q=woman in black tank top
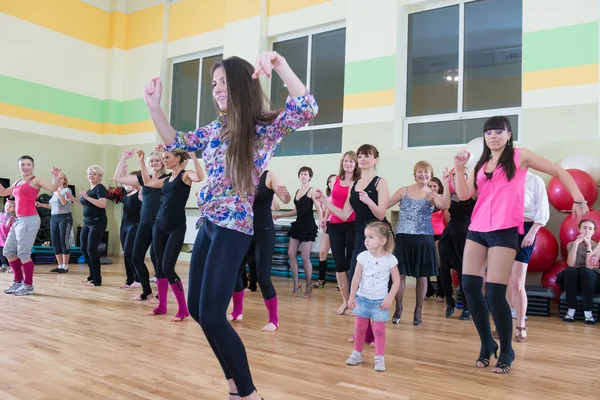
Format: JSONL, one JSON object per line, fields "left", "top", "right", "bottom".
{"left": 137, "top": 149, "right": 204, "bottom": 322}
{"left": 229, "top": 170, "right": 291, "bottom": 332}
{"left": 274, "top": 166, "right": 321, "bottom": 299}
{"left": 113, "top": 148, "right": 169, "bottom": 301}
{"left": 316, "top": 144, "right": 390, "bottom": 344}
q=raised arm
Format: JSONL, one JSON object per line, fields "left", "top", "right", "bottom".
{"left": 184, "top": 152, "right": 204, "bottom": 184}
{"left": 253, "top": 51, "right": 306, "bottom": 97}
{"left": 137, "top": 150, "right": 164, "bottom": 189}
{"left": 36, "top": 167, "right": 61, "bottom": 193}
{"left": 143, "top": 78, "right": 177, "bottom": 144}
{"left": 0, "top": 183, "right": 14, "bottom": 197}
{"left": 113, "top": 149, "right": 140, "bottom": 186}
{"left": 431, "top": 169, "right": 452, "bottom": 210}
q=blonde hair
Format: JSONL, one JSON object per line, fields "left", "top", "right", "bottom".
{"left": 365, "top": 221, "right": 395, "bottom": 254}
{"left": 147, "top": 151, "right": 167, "bottom": 175}
{"left": 60, "top": 173, "right": 69, "bottom": 187}
{"left": 413, "top": 161, "right": 433, "bottom": 179}
{"left": 87, "top": 165, "right": 104, "bottom": 176}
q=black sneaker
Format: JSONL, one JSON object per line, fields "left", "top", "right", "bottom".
{"left": 50, "top": 268, "right": 60, "bottom": 273}
{"left": 459, "top": 310, "right": 471, "bottom": 320}
{"left": 58, "top": 268, "right": 69, "bottom": 273}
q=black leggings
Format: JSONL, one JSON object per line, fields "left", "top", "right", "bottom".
{"left": 329, "top": 221, "right": 355, "bottom": 273}
{"left": 348, "top": 229, "right": 366, "bottom": 288}
{"left": 0, "top": 246, "right": 8, "bottom": 265}
{"left": 188, "top": 221, "right": 254, "bottom": 397}
{"left": 120, "top": 221, "right": 140, "bottom": 285}
{"left": 241, "top": 259, "right": 258, "bottom": 291}
{"left": 439, "top": 232, "right": 469, "bottom": 310}
{"left": 564, "top": 267, "right": 599, "bottom": 311}
{"left": 235, "top": 227, "right": 277, "bottom": 300}
{"left": 152, "top": 221, "right": 185, "bottom": 284}
{"left": 131, "top": 221, "right": 157, "bottom": 296}
{"left": 80, "top": 216, "right": 107, "bottom": 286}
{"left": 51, "top": 213, "right": 72, "bottom": 255}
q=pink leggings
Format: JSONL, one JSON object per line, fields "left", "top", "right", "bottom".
{"left": 354, "top": 317, "right": 386, "bottom": 356}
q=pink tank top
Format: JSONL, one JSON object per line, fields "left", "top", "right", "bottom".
{"left": 469, "top": 148, "right": 527, "bottom": 234}
{"left": 13, "top": 178, "right": 40, "bottom": 217}
{"left": 431, "top": 210, "right": 446, "bottom": 235}
{"left": 330, "top": 176, "right": 355, "bottom": 224}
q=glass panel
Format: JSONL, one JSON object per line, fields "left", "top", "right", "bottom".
{"left": 198, "top": 54, "right": 223, "bottom": 127}
{"left": 407, "top": 115, "right": 519, "bottom": 147}
{"left": 407, "top": 5, "right": 459, "bottom": 117}
{"left": 274, "top": 127, "right": 342, "bottom": 156}
{"left": 463, "top": 0, "right": 522, "bottom": 111}
{"left": 310, "top": 28, "right": 346, "bottom": 125}
{"left": 170, "top": 59, "right": 199, "bottom": 132}
{"left": 271, "top": 37, "right": 308, "bottom": 109}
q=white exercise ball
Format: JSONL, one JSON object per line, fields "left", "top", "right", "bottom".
{"left": 464, "top": 137, "right": 484, "bottom": 170}
{"left": 559, "top": 154, "right": 600, "bottom": 184}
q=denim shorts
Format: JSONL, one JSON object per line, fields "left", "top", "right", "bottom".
{"left": 354, "top": 295, "right": 389, "bottom": 322}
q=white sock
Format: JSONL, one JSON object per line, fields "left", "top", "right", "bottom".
{"left": 567, "top": 308, "right": 576, "bottom": 317}
{"left": 584, "top": 310, "right": 593, "bottom": 319}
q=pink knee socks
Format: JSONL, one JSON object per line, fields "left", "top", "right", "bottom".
{"left": 22, "top": 261, "right": 34, "bottom": 285}
{"left": 9, "top": 259, "right": 23, "bottom": 282}
{"left": 151, "top": 278, "right": 169, "bottom": 315}
{"left": 264, "top": 297, "right": 279, "bottom": 327}
{"left": 231, "top": 291, "right": 244, "bottom": 320}
{"left": 170, "top": 281, "right": 189, "bottom": 320}
{"left": 373, "top": 321, "right": 386, "bottom": 356}
{"left": 353, "top": 317, "right": 370, "bottom": 352}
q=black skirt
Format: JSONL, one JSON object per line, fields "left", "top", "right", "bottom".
{"left": 394, "top": 233, "right": 438, "bottom": 277}
{"left": 288, "top": 220, "right": 318, "bottom": 243}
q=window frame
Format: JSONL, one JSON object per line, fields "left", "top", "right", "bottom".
{"left": 403, "top": 0, "right": 522, "bottom": 149}
{"left": 270, "top": 22, "right": 346, "bottom": 137}
{"left": 169, "top": 48, "right": 224, "bottom": 130}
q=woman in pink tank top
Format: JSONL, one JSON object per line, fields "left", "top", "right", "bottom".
{"left": 0, "top": 155, "right": 61, "bottom": 296}
{"left": 454, "top": 116, "right": 587, "bottom": 374}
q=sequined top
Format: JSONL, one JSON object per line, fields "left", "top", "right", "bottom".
{"left": 165, "top": 92, "right": 318, "bottom": 235}
{"left": 396, "top": 187, "right": 434, "bottom": 235}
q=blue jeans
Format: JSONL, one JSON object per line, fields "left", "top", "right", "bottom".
{"left": 354, "top": 295, "right": 389, "bottom": 322}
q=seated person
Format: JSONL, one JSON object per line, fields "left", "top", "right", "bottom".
{"left": 564, "top": 219, "right": 599, "bottom": 324}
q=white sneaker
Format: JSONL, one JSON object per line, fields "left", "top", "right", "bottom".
{"left": 374, "top": 355, "right": 386, "bottom": 372}
{"left": 345, "top": 350, "right": 363, "bottom": 366}
{"left": 13, "top": 284, "right": 34, "bottom": 296}
{"left": 4, "top": 281, "right": 23, "bottom": 294}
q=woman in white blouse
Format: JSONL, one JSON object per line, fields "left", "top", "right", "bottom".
{"left": 508, "top": 171, "right": 549, "bottom": 341}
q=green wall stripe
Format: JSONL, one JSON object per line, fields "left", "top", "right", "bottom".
{"left": 0, "top": 75, "right": 149, "bottom": 124}
{"left": 344, "top": 56, "right": 396, "bottom": 95}
{"left": 523, "top": 22, "right": 599, "bottom": 73}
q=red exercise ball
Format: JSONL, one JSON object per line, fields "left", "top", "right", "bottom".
{"left": 527, "top": 227, "right": 558, "bottom": 273}
{"left": 559, "top": 210, "right": 600, "bottom": 258}
{"left": 547, "top": 169, "right": 598, "bottom": 213}
{"left": 541, "top": 260, "right": 568, "bottom": 302}
{"left": 451, "top": 269, "right": 459, "bottom": 288}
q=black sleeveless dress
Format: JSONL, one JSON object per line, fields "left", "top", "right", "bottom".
{"left": 438, "top": 196, "right": 476, "bottom": 271}
{"left": 288, "top": 189, "right": 318, "bottom": 242}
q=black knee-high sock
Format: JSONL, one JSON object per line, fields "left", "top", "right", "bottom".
{"left": 318, "top": 260, "right": 327, "bottom": 281}
{"left": 486, "top": 282, "right": 514, "bottom": 360}
{"left": 462, "top": 275, "right": 495, "bottom": 357}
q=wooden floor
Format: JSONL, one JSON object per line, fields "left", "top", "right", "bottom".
{"left": 0, "top": 261, "right": 599, "bottom": 400}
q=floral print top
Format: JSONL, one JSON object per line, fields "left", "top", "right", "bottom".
{"left": 166, "top": 92, "right": 318, "bottom": 235}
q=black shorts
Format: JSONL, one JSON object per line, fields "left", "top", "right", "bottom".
{"left": 434, "top": 234, "right": 442, "bottom": 241}
{"left": 515, "top": 221, "right": 535, "bottom": 263}
{"left": 466, "top": 227, "right": 519, "bottom": 250}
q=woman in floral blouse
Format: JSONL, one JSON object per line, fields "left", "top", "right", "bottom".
{"left": 143, "top": 52, "right": 318, "bottom": 400}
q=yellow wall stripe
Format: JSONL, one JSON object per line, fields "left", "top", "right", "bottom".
{"left": 225, "top": 0, "right": 261, "bottom": 23}
{"left": 168, "top": 0, "right": 225, "bottom": 42}
{"left": 0, "top": 0, "right": 163, "bottom": 49}
{"left": 0, "top": 103, "right": 154, "bottom": 135}
{"left": 267, "top": 0, "right": 331, "bottom": 16}
{"left": 523, "top": 64, "right": 599, "bottom": 90}
{"left": 343, "top": 89, "right": 395, "bottom": 110}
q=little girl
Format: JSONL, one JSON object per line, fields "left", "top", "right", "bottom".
{"left": 346, "top": 221, "right": 401, "bottom": 372}
{"left": 0, "top": 200, "right": 16, "bottom": 272}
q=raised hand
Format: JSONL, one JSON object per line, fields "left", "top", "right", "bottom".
{"left": 275, "top": 184, "right": 289, "bottom": 200}
{"left": 313, "top": 188, "right": 324, "bottom": 202}
{"left": 123, "top": 148, "right": 135, "bottom": 159}
{"left": 137, "top": 150, "right": 146, "bottom": 165}
{"left": 442, "top": 168, "right": 451, "bottom": 184}
{"left": 143, "top": 77, "right": 163, "bottom": 109}
{"left": 155, "top": 143, "right": 166, "bottom": 152}
{"left": 454, "top": 150, "right": 470, "bottom": 168}
{"left": 252, "top": 51, "right": 287, "bottom": 79}
{"left": 51, "top": 167, "right": 61, "bottom": 177}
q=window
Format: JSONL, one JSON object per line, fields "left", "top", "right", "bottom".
{"left": 271, "top": 27, "right": 346, "bottom": 156}
{"left": 405, "top": 0, "right": 522, "bottom": 147}
{"left": 170, "top": 53, "right": 223, "bottom": 132}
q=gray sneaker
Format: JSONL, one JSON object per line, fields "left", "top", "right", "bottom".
{"left": 4, "top": 281, "right": 23, "bottom": 294}
{"left": 374, "top": 355, "right": 386, "bottom": 372}
{"left": 13, "top": 284, "right": 34, "bottom": 296}
{"left": 345, "top": 350, "right": 363, "bottom": 366}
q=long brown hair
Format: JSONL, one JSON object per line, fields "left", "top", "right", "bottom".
{"left": 213, "top": 57, "right": 277, "bottom": 194}
{"left": 338, "top": 151, "right": 361, "bottom": 181}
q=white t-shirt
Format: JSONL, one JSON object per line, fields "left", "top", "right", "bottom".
{"left": 356, "top": 250, "right": 398, "bottom": 300}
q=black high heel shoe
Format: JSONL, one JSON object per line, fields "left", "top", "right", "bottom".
{"left": 475, "top": 341, "right": 499, "bottom": 368}
{"left": 445, "top": 304, "right": 455, "bottom": 318}
{"left": 493, "top": 351, "right": 515, "bottom": 374}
